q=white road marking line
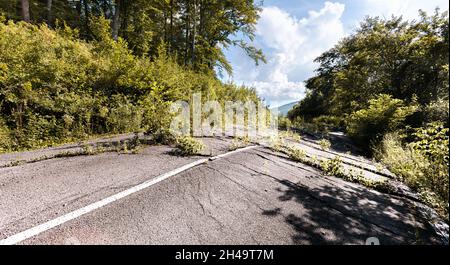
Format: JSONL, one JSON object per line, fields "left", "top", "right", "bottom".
{"left": 0, "top": 145, "right": 258, "bottom": 245}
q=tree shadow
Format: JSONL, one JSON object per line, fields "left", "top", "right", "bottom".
{"left": 265, "top": 177, "right": 441, "bottom": 245}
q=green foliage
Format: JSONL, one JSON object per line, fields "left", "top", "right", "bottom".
{"left": 287, "top": 147, "right": 307, "bottom": 162}
{"left": 229, "top": 136, "right": 251, "bottom": 151}
{"left": 0, "top": 0, "right": 265, "bottom": 75}
{"left": 286, "top": 9, "right": 449, "bottom": 220}
{"left": 312, "top": 116, "right": 344, "bottom": 131}
{"left": 375, "top": 127, "right": 449, "bottom": 219}
{"left": 320, "top": 156, "right": 343, "bottom": 176}
{"left": 174, "top": 136, "right": 205, "bottom": 156}
{"left": 289, "top": 10, "right": 449, "bottom": 147}
{"left": 0, "top": 19, "right": 260, "bottom": 153}
{"left": 282, "top": 145, "right": 394, "bottom": 194}
{"left": 0, "top": 19, "right": 134, "bottom": 149}
{"left": 278, "top": 116, "right": 292, "bottom": 131}
{"left": 318, "top": 139, "right": 332, "bottom": 150}
{"left": 346, "top": 94, "right": 418, "bottom": 147}
{"left": 285, "top": 115, "right": 343, "bottom": 136}
{"left": 0, "top": 117, "right": 13, "bottom": 152}
{"left": 422, "top": 98, "right": 449, "bottom": 125}
{"left": 106, "top": 95, "right": 143, "bottom": 134}
{"left": 410, "top": 122, "right": 449, "bottom": 165}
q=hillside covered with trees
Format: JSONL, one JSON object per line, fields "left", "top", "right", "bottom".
{"left": 0, "top": 0, "right": 264, "bottom": 151}
{"left": 288, "top": 10, "right": 449, "bottom": 218}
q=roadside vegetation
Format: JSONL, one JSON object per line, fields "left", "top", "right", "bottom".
{"left": 317, "top": 139, "right": 331, "bottom": 150}
{"left": 229, "top": 136, "right": 252, "bottom": 151}
{"left": 272, "top": 142, "right": 394, "bottom": 195}
{"left": 286, "top": 10, "right": 449, "bottom": 219}
{"left": 1, "top": 1, "right": 448, "bottom": 220}
{"left": 0, "top": 0, "right": 264, "bottom": 153}
{"left": 173, "top": 136, "right": 205, "bottom": 156}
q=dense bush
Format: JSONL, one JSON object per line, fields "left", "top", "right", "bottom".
{"left": 174, "top": 136, "right": 205, "bottom": 156}
{"left": 346, "top": 94, "right": 418, "bottom": 148}
{"left": 0, "top": 117, "right": 12, "bottom": 151}
{"left": 289, "top": 10, "right": 449, "bottom": 149}
{"left": 422, "top": 98, "right": 449, "bottom": 125}
{"left": 278, "top": 116, "right": 292, "bottom": 131}
{"left": 375, "top": 123, "right": 449, "bottom": 219}
{"left": 0, "top": 18, "right": 260, "bottom": 152}
{"left": 318, "top": 139, "right": 331, "bottom": 150}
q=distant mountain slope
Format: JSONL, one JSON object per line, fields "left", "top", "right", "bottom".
{"left": 273, "top": 101, "right": 298, "bottom": 116}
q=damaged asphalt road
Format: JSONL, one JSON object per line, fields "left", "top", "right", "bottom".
{"left": 0, "top": 137, "right": 447, "bottom": 245}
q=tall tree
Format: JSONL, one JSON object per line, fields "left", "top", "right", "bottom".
{"left": 289, "top": 10, "right": 449, "bottom": 125}
{"left": 3, "top": 0, "right": 266, "bottom": 76}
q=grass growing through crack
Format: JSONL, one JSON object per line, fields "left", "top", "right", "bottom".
{"left": 318, "top": 139, "right": 332, "bottom": 150}
{"left": 229, "top": 136, "right": 251, "bottom": 151}
{"left": 1, "top": 136, "right": 147, "bottom": 168}
{"left": 274, "top": 143, "right": 395, "bottom": 194}
{"left": 173, "top": 136, "right": 205, "bottom": 156}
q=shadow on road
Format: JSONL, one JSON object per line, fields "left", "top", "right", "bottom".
{"left": 264, "top": 177, "right": 441, "bottom": 245}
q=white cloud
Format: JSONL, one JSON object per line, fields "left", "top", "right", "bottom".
{"left": 229, "top": 2, "right": 346, "bottom": 107}
{"left": 227, "top": 1, "right": 449, "bottom": 107}
{"left": 363, "top": 0, "right": 449, "bottom": 20}
{"left": 250, "top": 81, "right": 306, "bottom": 108}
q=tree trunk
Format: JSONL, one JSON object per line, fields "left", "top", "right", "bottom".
{"left": 83, "top": 0, "right": 90, "bottom": 34}
{"left": 184, "top": 0, "right": 190, "bottom": 65}
{"left": 20, "top": 0, "right": 30, "bottom": 22}
{"left": 112, "top": 0, "right": 121, "bottom": 40}
{"left": 47, "top": 0, "right": 53, "bottom": 26}
{"left": 76, "top": 0, "right": 82, "bottom": 16}
{"left": 163, "top": 4, "right": 167, "bottom": 45}
{"left": 121, "top": 0, "right": 129, "bottom": 39}
{"left": 199, "top": 0, "right": 204, "bottom": 36}
{"left": 169, "top": 0, "right": 173, "bottom": 52}
{"left": 191, "top": 0, "right": 197, "bottom": 64}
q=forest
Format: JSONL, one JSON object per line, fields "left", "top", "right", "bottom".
{"left": 0, "top": 0, "right": 263, "bottom": 151}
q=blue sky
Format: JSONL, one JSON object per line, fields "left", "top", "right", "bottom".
{"left": 223, "top": 0, "right": 449, "bottom": 107}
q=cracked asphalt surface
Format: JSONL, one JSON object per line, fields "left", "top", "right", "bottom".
{"left": 0, "top": 137, "right": 446, "bottom": 245}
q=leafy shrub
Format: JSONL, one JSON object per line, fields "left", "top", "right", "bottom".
{"left": 229, "top": 136, "right": 251, "bottom": 151}
{"left": 347, "top": 94, "right": 418, "bottom": 149}
{"left": 320, "top": 156, "right": 343, "bottom": 176}
{"left": 288, "top": 115, "right": 342, "bottom": 136}
{"left": 139, "top": 84, "right": 176, "bottom": 144}
{"left": 287, "top": 147, "right": 307, "bottom": 162}
{"left": 312, "top": 116, "right": 345, "bottom": 131}
{"left": 375, "top": 125, "right": 449, "bottom": 219}
{"left": 174, "top": 136, "right": 205, "bottom": 156}
{"left": 278, "top": 116, "right": 292, "bottom": 131}
{"left": 410, "top": 122, "right": 449, "bottom": 166}
{"left": 422, "top": 98, "right": 449, "bottom": 125}
{"left": 318, "top": 139, "right": 332, "bottom": 150}
{"left": 106, "top": 95, "right": 143, "bottom": 134}
{"left": 279, "top": 130, "right": 301, "bottom": 142}
{"left": 0, "top": 117, "right": 13, "bottom": 152}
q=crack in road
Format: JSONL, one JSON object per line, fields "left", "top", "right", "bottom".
{"left": 210, "top": 149, "right": 413, "bottom": 240}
